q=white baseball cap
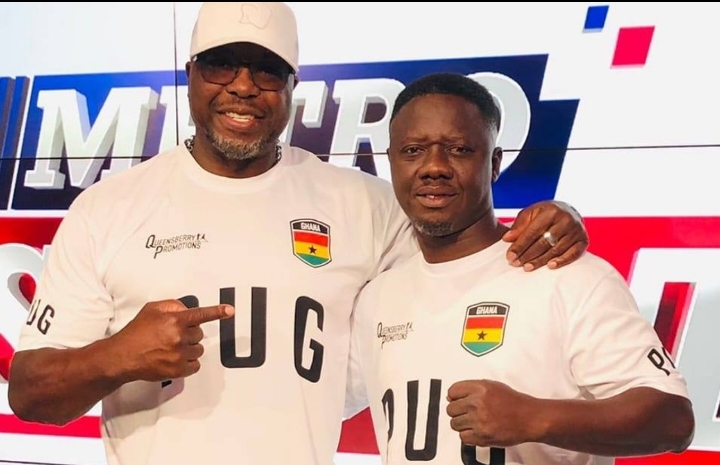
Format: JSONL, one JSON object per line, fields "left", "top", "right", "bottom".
{"left": 190, "top": 2, "right": 299, "bottom": 72}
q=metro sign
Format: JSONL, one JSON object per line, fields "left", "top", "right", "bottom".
{"left": 1, "top": 217, "right": 720, "bottom": 465}
{"left": 1, "top": 53, "right": 577, "bottom": 212}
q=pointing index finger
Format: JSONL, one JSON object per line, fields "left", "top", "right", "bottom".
{"left": 181, "top": 304, "right": 235, "bottom": 326}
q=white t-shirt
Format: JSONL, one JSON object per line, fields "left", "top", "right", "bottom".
{"left": 347, "top": 239, "right": 689, "bottom": 465}
{"left": 17, "top": 143, "right": 418, "bottom": 465}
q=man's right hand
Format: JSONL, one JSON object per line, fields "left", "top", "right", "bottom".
{"left": 113, "top": 299, "right": 235, "bottom": 382}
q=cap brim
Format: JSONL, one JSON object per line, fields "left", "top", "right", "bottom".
{"left": 192, "top": 35, "right": 298, "bottom": 73}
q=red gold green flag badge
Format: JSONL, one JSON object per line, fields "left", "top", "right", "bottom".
{"left": 461, "top": 302, "right": 509, "bottom": 357}
{"left": 290, "top": 219, "right": 331, "bottom": 268}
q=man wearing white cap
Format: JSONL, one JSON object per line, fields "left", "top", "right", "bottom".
{"left": 8, "top": 3, "right": 589, "bottom": 465}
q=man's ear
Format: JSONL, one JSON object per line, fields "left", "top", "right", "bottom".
{"left": 491, "top": 147, "right": 503, "bottom": 183}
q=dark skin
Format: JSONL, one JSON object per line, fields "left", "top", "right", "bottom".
{"left": 9, "top": 43, "right": 588, "bottom": 427}
{"left": 388, "top": 93, "right": 506, "bottom": 264}
{"left": 8, "top": 301, "right": 234, "bottom": 425}
{"left": 502, "top": 200, "right": 586, "bottom": 271}
{"left": 185, "top": 42, "right": 298, "bottom": 179}
{"left": 447, "top": 380, "right": 695, "bottom": 456}
{"left": 388, "top": 92, "right": 694, "bottom": 456}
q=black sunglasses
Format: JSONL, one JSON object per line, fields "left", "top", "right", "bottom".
{"left": 194, "top": 53, "right": 293, "bottom": 91}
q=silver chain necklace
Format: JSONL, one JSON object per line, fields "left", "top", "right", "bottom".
{"left": 183, "top": 136, "right": 282, "bottom": 166}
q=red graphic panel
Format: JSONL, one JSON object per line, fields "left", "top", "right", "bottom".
{"left": 1, "top": 216, "right": 719, "bottom": 465}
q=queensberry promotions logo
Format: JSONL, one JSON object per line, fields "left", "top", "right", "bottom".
{"left": 0, "top": 55, "right": 579, "bottom": 212}
{"left": 145, "top": 232, "right": 208, "bottom": 259}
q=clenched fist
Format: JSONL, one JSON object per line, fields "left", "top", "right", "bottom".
{"left": 446, "top": 379, "right": 543, "bottom": 448}
{"left": 112, "top": 299, "right": 235, "bottom": 382}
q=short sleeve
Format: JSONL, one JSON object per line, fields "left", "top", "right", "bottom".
{"left": 344, "top": 288, "right": 372, "bottom": 419}
{"left": 565, "top": 269, "right": 689, "bottom": 400}
{"left": 365, "top": 177, "right": 419, "bottom": 282}
{"left": 16, "top": 197, "right": 114, "bottom": 351}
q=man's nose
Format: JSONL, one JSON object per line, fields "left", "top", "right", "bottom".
{"left": 418, "top": 147, "right": 453, "bottom": 179}
{"left": 225, "top": 66, "right": 261, "bottom": 97}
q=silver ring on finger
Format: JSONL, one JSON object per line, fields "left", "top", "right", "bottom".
{"left": 543, "top": 230, "right": 558, "bottom": 247}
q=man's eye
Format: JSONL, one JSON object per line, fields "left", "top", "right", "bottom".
{"left": 210, "top": 60, "right": 234, "bottom": 68}
{"left": 449, "top": 146, "right": 472, "bottom": 155}
{"left": 254, "top": 62, "right": 287, "bottom": 78}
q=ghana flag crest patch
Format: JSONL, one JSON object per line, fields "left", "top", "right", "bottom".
{"left": 290, "top": 219, "right": 331, "bottom": 268}
{"left": 461, "top": 301, "right": 509, "bottom": 357}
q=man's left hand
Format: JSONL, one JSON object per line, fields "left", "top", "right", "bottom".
{"left": 502, "top": 200, "right": 588, "bottom": 271}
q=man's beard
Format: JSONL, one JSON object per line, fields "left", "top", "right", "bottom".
{"left": 413, "top": 219, "right": 455, "bottom": 237}
{"left": 207, "top": 130, "right": 273, "bottom": 162}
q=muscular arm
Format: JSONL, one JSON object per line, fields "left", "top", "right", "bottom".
{"left": 8, "top": 338, "right": 131, "bottom": 426}
{"left": 449, "top": 381, "right": 694, "bottom": 457}
{"left": 548, "top": 267, "right": 695, "bottom": 456}
{"left": 8, "top": 196, "right": 133, "bottom": 426}
{"left": 9, "top": 300, "right": 230, "bottom": 426}
{"left": 532, "top": 387, "right": 694, "bottom": 456}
